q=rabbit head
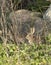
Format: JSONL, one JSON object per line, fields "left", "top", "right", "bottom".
{"left": 26, "top": 27, "right": 35, "bottom": 44}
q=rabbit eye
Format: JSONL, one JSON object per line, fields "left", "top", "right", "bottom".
{"left": 29, "top": 35, "right": 31, "bottom": 36}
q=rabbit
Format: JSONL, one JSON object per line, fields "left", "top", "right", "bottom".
{"left": 8, "top": 9, "right": 51, "bottom": 44}
{"left": 8, "top": 9, "right": 42, "bottom": 44}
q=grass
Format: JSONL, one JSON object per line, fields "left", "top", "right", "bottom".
{"left": 0, "top": 34, "right": 51, "bottom": 65}
{"left": 0, "top": 42, "right": 51, "bottom": 65}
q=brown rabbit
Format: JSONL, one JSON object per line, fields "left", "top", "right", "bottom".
{"left": 8, "top": 9, "right": 51, "bottom": 44}
{"left": 8, "top": 9, "right": 42, "bottom": 44}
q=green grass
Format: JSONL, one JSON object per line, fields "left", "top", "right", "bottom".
{"left": 0, "top": 34, "right": 51, "bottom": 65}
{"left": 0, "top": 43, "right": 51, "bottom": 65}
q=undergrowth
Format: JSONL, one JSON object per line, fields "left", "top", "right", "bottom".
{"left": 0, "top": 34, "right": 51, "bottom": 65}
{"left": 0, "top": 44, "right": 51, "bottom": 65}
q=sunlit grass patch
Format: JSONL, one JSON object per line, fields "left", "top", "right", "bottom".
{"left": 0, "top": 42, "right": 51, "bottom": 65}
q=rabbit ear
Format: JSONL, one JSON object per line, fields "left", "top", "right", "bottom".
{"left": 0, "top": 30, "right": 2, "bottom": 35}
{"left": 30, "top": 27, "right": 35, "bottom": 34}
